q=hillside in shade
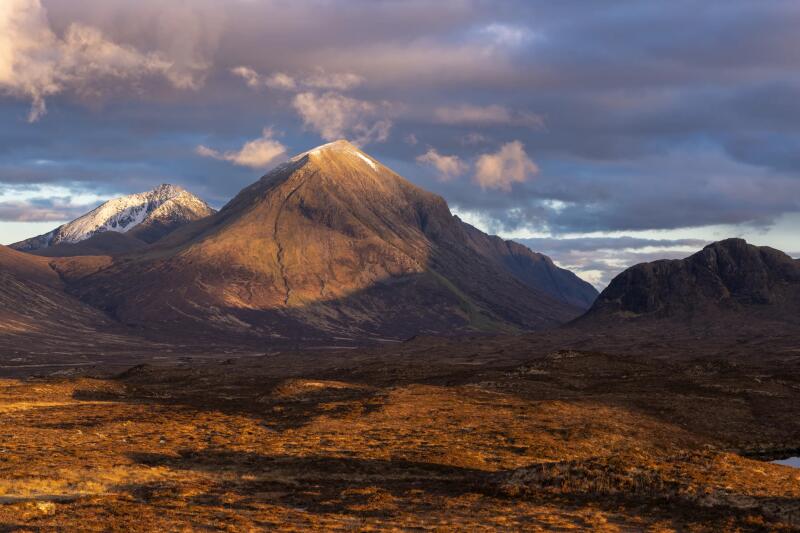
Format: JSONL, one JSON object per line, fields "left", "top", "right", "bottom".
{"left": 580, "top": 238, "right": 800, "bottom": 325}
{"left": 0, "top": 245, "right": 111, "bottom": 345}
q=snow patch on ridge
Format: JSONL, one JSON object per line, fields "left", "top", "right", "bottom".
{"left": 353, "top": 151, "right": 377, "bottom": 170}
{"left": 292, "top": 139, "right": 379, "bottom": 171}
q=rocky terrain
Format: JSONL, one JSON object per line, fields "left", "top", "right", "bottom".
{"left": 581, "top": 239, "right": 800, "bottom": 328}
{"left": 459, "top": 219, "right": 597, "bottom": 310}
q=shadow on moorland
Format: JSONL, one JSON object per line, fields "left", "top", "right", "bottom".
{"left": 115, "top": 449, "right": 800, "bottom": 529}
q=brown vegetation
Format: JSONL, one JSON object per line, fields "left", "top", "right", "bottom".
{"left": 0, "top": 338, "right": 797, "bottom": 531}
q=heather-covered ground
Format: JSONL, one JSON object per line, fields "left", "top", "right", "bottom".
{"left": 0, "top": 338, "right": 798, "bottom": 531}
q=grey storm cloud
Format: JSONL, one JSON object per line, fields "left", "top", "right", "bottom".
{"left": 1, "top": 0, "right": 800, "bottom": 246}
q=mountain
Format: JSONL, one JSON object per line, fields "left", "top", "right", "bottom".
{"left": 458, "top": 220, "right": 597, "bottom": 309}
{"left": 0, "top": 245, "right": 112, "bottom": 351}
{"left": 11, "top": 184, "right": 215, "bottom": 252}
{"left": 63, "top": 140, "right": 592, "bottom": 341}
{"left": 581, "top": 238, "right": 800, "bottom": 325}
{"left": 29, "top": 232, "right": 149, "bottom": 258}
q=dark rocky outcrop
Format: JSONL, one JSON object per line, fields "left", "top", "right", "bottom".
{"left": 583, "top": 239, "right": 800, "bottom": 323}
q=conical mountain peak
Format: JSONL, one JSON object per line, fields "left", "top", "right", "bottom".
{"left": 309, "top": 139, "right": 356, "bottom": 151}
{"left": 291, "top": 139, "right": 380, "bottom": 172}
{"left": 66, "top": 137, "right": 594, "bottom": 340}
{"left": 150, "top": 183, "right": 187, "bottom": 197}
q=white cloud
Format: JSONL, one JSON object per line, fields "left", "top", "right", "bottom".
{"left": 434, "top": 104, "right": 544, "bottom": 128}
{"left": 303, "top": 69, "right": 363, "bottom": 91}
{"left": 416, "top": 148, "right": 467, "bottom": 181}
{"left": 481, "top": 23, "right": 535, "bottom": 47}
{"left": 0, "top": 201, "right": 83, "bottom": 222}
{"left": 230, "top": 66, "right": 260, "bottom": 87}
{"left": 0, "top": 0, "right": 201, "bottom": 122}
{"left": 231, "top": 66, "right": 297, "bottom": 91}
{"left": 264, "top": 72, "right": 298, "bottom": 91}
{"left": 231, "top": 66, "right": 362, "bottom": 92}
{"left": 474, "top": 141, "right": 538, "bottom": 191}
{"left": 292, "top": 91, "right": 392, "bottom": 146}
{"left": 196, "top": 128, "right": 286, "bottom": 168}
{"left": 0, "top": 184, "right": 107, "bottom": 222}
{"left": 462, "top": 132, "right": 489, "bottom": 145}
{"left": 230, "top": 65, "right": 386, "bottom": 146}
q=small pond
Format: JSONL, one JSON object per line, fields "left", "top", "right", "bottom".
{"left": 772, "top": 457, "right": 800, "bottom": 468}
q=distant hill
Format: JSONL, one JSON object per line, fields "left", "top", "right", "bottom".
{"left": 29, "top": 232, "right": 148, "bottom": 258}
{"left": 63, "top": 140, "right": 595, "bottom": 341}
{"left": 11, "top": 184, "right": 215, "bottom": 252}
{"left": 0, "top": 245, "right": 111, "bottom": 344}
{"left": 580, "top": 238, "right": 800, "bottom": 325}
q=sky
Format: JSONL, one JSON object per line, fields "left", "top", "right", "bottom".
{"left": 1, "top": 0, "right": 799, "bottom": 289}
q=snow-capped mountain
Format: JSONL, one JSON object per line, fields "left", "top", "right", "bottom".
{"left": 12, "top": 184, "right": 215, "bottom": 251}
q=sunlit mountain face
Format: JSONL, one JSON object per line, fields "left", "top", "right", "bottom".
{"left": 2, "top": 1, "right": 800, "bottom": 290}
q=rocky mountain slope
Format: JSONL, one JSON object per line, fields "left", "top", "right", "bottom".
{"left": 64, "top": 141, "right": 592, "bottom": 341}
{"left": 459, "top": 220, "right": 597, "bottom": 309}
{"left": 30, "top": 232, "right": 149, "bottom": 258}
{"left": 0, "top": 245, "right": 113, "bottom": 348}
{"left": 581, "top": 238, "right": 800, "bottom": 324}
{"left": 11, "top": 184, "right": 215, "bottom": 252}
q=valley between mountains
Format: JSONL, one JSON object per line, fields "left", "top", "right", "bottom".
{"left": 1, "top": 141, "right": 799, "bottom": 531}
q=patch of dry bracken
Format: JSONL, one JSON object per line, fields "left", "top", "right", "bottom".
{"left": 0, "top": 343, "right": 797, "bottom": 531}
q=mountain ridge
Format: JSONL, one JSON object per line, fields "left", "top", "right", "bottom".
{"left": 11, "top": 184, "right": 215, "bottom": 252}
{"left": 580, "top": 238, "right": 800, "bottom": 325}
{"left": 61, "top": 140, "right": 593, "bottom": 341}
{"left": 457, "top": 219, "right": 597, "bottom": 309}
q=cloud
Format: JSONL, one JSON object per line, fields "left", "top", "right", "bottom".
{"left": 0, "top": 201, "right": 85, "bottom": 222}
{"left": 231, "top": 67, "right": 297, "bottom": 90}
{"left": 304, "top": 69, "right": 363, "bottom": 91}
{"left": 474, "top": 141, "right": 538, "bottom": 191}
{"left": 416, "top": 148, "right": 467, "bottom": 181}
{"left": 231, "top": 67, "right": 381, "bottom": 146}
{"left": 264, "top": 72, "right": 298, "bottom": 91}
{"left": 5, "top": 0, "right": 800, "bottom": 256}
{"left": 0, "top": 0, "right": 204, "bottom": 121}
{"left": 196, "top": 128, "right": 286, "bottom": 168}
{"left": 518, "top": 236, "right": 708, "bottom": 253}
{"left": 229, "top": 66, "right": 260, "bottom": 87}
{"left": 0, "top": 186, "right": 103, "bottom": 222}
{"left": 433, "top": 104, "right": 544, "bottom": 128}
{"left": 462, "top": 132, "right": 489, "bottom": 145}
{"left": 231, "top": 66, "right": 362, "bottom": 92}
{"left": 292, "top": 91, "right": 392, "bottom": 146}
{"left": 480, "top": 23, "right": 535, "bottom": 47}
{"left": 515, "top": 236, "right": 709, "bottom": 289}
